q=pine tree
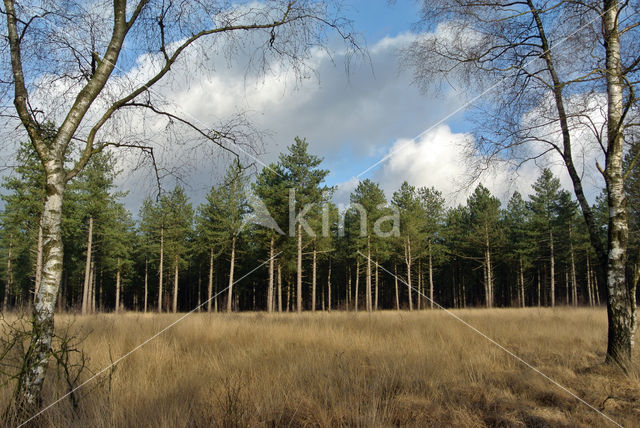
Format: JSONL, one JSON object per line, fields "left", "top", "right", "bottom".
{"left": 349, "top": 179, "right": 388, "bottom": 312}
{"left": 102, "top": 202, "right": 135, "bottom": 312}
{"left": 504, "top": 191, "right": 534, "bottom": 307}
{"left": 417, "top": 186, "right": 446, "bottom": 309}
{"left": 0, "top": 139, "right": 46, "bottom": 307}
{"left": 279, "top": 137, "right": 329, "bottom": 312}
{"left": 392, "top": 182, "right": 423, "bottom": 310}
{"left": 72, "top": 151, "right": 122, "bottom": 314}
{"left": 467, "top": 184, "right": 501, "bottom": 308}
{"left": 251, "top": 163, "right": 289, "bottom": 312}
{"left": 160, "top": 186, "right": 194, "bottom": 313}
{"left": 528, "top": 169, "right": 561, "bottom": 307}
{"left": 198, "top": 162, "right": 248, "bottom": 313}
{"left": 554, "top": 190, "right": 580, "bottom": 306}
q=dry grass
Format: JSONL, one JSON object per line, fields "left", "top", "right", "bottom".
{"left": 3, "top": 308, "right": 640, "bottom": 427}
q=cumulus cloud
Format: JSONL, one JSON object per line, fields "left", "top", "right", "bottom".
{"left": 361, "top": 94, "right": 608, "bottom": 208}
{"left": 99, "top": 31, "right": 467, "bottom": 211}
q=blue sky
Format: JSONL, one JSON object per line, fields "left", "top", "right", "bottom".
{"left": 345, "top": 1, "right": 420, "bottom": 40}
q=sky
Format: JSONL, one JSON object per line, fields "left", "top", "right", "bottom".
{"left": 1, "top": 0, "right": 607, "bottom": 212}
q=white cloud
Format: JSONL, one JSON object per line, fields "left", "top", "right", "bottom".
{"left": 99, "top": 31, "right": 466, "bottom": 211}
{"left": 366, "top": 101, "right": 607, "bottom": 208}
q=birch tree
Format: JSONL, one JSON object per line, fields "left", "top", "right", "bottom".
{"left": 0, "top": 0, "right": 356, "bottom": 411}
{"left": 404, "top": 0, "right": 640, "bottom": 367}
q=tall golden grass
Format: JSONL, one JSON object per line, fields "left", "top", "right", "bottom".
{"left": 3, "top": 308, "right": 639, "bottom": 427}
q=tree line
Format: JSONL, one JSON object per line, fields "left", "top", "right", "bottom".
{"left": 3, "top": 136, "right": 637, "bottom": 314}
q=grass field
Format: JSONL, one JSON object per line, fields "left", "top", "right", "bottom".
{"left": 3, "top": 308, "right": 640, "bottom": 427}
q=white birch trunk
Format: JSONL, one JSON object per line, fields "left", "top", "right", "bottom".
{"left": 603, "top": 0, "right": 633, "bottom": 365}
{"left": 33, "top": 212, "right": 43, "bottom": 302}
{"left": 16, "top": 162, "right": 65, "bottom": 409}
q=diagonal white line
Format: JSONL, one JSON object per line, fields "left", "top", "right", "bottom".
{"left": 357, "top": 251, "right": 622, "bottom": 428}
{"left": 354, "top": 11, "right": 603, "bottom": 181}
{"left": 17, "top": 251, "right": 282, "bottom": 428}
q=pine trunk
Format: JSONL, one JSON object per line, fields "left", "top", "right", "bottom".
{"left": 571, "top": 242, "right": 578, "bottom": 306}
{"left": 394, "top": 264, "right": 400, "bottom": 310}
{"left": 374, "top": 259, "right": 379, "bottom": 311}
{"left": 417, "top": 261, "right": 422, "bottom": 310}
{"left": 203, "top": 248, "right": 212, "bottom": 313}
{"left": 519, "top": 257, "right": 526, "bottom": 308}
{"left": 565, "top": 269, "right": 569, "bottom": 306}
{"left": 486, "top": 233, "right": 493, "bottom": 308}
{"left": 296, "top": 222, "right": 302, "bottom": 313}
{"left": 428, "top": 239, "right": 434, "bottom": 309}
{"left": 366, "top": 237, "right": 372, "bottom": 312}
{"left": 277, "top": 263, "right": 282, "bottom": 313}
{"left": 312, "top": 244, "right": 317, "bottom": 312}
{"left": 355, "top": 259, "right": 360, "bottom": 312}
{"left": 347, "top": 267, "right": 352, "bottom": 310}
{"left": 158, "top": 227, "right": 164, "bottom": 313}
{"left": 327, "top": 258, "right": 332, "bottom": 312}
{"left": 144, "top": 260, "right": 148, "bottom": 313}
{"left": 587, "top": 255, "right": 593, "bottom": 306}
{"left": 268, "top": 237, "right": 274, "bottom": 313}
{"left": 91, "top": 263, "right": 97, "bottom": 313}
{"left": 115, "top": 258, "right": 121, "bottom": 313}
{"left": 4, "top": 238, "right": 12, "bottom": 312}
{"left": 227, "top": 236, "right": 236, "bottom": 313}
{"left": 537, "top": 267, "right": 541, "bottom": 307}
{"left": 405, "top": 238, "right": 413, "bottom": 311}
{"left": 172, "top": 254, "right": 179, "bottom": 313}
{"left": 81, "top": 216, "right": 93, "bottom": 315}
{"left": 549, "top": 226, "right": 555, "bottom": 307}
